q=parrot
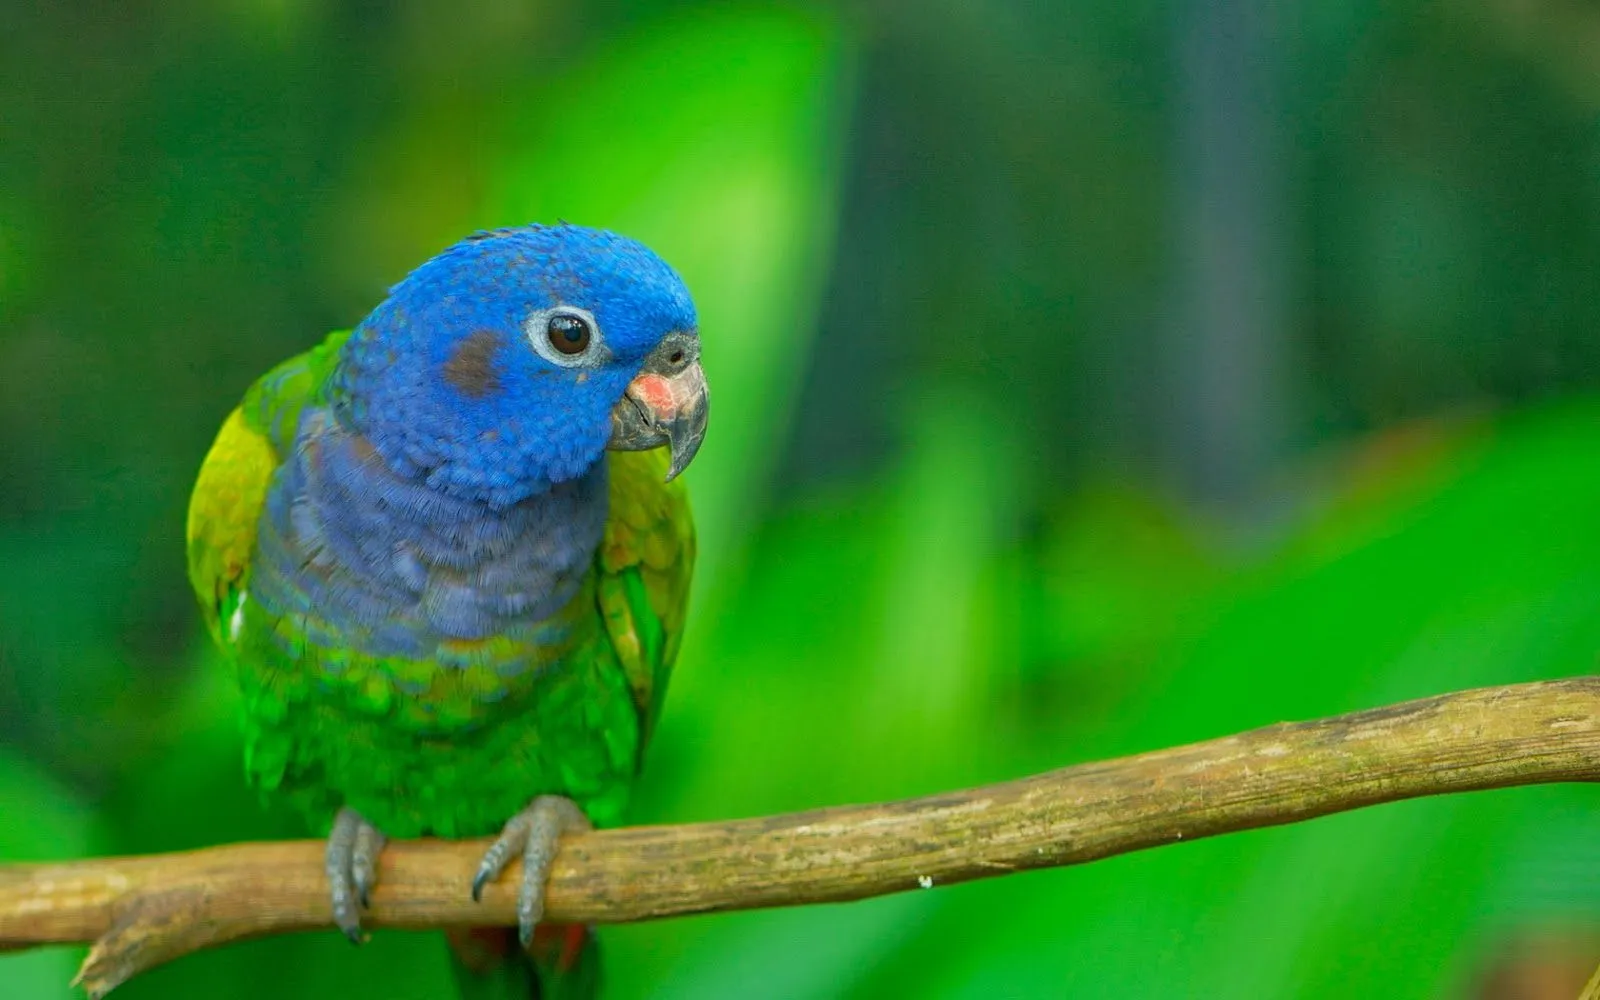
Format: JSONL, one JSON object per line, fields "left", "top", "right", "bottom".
{"left": 184, "top": 223, "right": 708, "bottom": 999}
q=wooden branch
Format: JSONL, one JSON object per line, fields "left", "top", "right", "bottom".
{"left": 1581, "top": 958, "right": 1600, "bottom": 1000}
{"left": 5, "top": 677, "right": 1600, "bottom": 996}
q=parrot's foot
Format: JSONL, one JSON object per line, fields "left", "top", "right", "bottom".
{"left": 326, "top": 806, "right": 387, "bottom": 944}
{"left": 471, "top": 795, "right": 592, "bottom": 948}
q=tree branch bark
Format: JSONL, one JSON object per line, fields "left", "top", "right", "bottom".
{"left": 4, "top": 677, "right": 1599, "bottom": 996}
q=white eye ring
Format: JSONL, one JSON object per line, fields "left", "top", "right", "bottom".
{"left": 525, "top": 305, "right": 610, "bottom": 367}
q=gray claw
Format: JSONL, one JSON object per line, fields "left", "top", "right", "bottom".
{"left": 471, "top": 795, "right": 592, "bottom": 948}
{"left": 326, "top": 807, "right": 386, "bottom": 944}
{"left": 352, "top": 820, "right": 386, "bottom": 909}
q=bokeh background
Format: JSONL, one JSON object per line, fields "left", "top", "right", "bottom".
{"left": 5, "top": 1, "right": 1600, "bottom": 997}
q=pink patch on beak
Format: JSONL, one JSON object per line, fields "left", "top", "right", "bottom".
{"left": 628, "top": 373, "right": 678, "bottom": 417}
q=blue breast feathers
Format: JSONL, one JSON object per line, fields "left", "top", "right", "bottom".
{"left": 249, "top": 407, "right": 609, "bottom": 663}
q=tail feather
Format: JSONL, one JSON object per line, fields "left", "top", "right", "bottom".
{"left": 446, "top": 925, "right": 600, "bottom": 1000}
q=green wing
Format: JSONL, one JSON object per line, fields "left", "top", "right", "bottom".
{"left": 597, "top": 447, "right": 696, "bottom": 757}
{"left": 185, "top": 330, "right": 349, "bottom": 641}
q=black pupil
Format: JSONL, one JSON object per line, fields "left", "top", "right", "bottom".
{"left": 549, "top": 315, "right": 589, "bottom": 353}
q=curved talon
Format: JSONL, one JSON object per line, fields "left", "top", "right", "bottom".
{"left": 326, "top": 807, "right": 386, "bottom": 944}
{"left": 352, "top": 820, "right": 386, "bottom": 909}
{"left": 471, "top": 795, "right": 592, "bottom": 948}
{"left": 470, "top": 867, "right": 494, "bottom": 903}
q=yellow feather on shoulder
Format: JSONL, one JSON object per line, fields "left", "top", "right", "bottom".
{"left": 186, "top": 408, "right": 278, "bottom": 644}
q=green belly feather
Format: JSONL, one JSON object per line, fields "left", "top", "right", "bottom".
{"left": 236, "top": 604, "right": 636, "bottom": 832}
{"left": 231, "top": 574, "right": 643, "bottom": 837}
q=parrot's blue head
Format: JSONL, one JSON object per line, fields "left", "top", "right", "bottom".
{"left": 334, "top": 223, "right": 708, "bottom": 507}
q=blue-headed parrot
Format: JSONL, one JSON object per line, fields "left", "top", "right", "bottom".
{"left": 185, "top": 224, "right": 708, "bottom": 998}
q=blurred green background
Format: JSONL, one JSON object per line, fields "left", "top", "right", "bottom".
{"left": 5, "top": 1, "right": 1600, "bottom": 997}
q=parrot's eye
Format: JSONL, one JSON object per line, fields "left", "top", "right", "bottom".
{"left": 546, "top": 313, "right": 592, "bottom": 355}
{"left": 525, "top": 305, "right": 605, "bottom": 367}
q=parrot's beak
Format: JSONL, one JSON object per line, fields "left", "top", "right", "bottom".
{"left": 607, "top": 331, "right": 709, "bottom": 482}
